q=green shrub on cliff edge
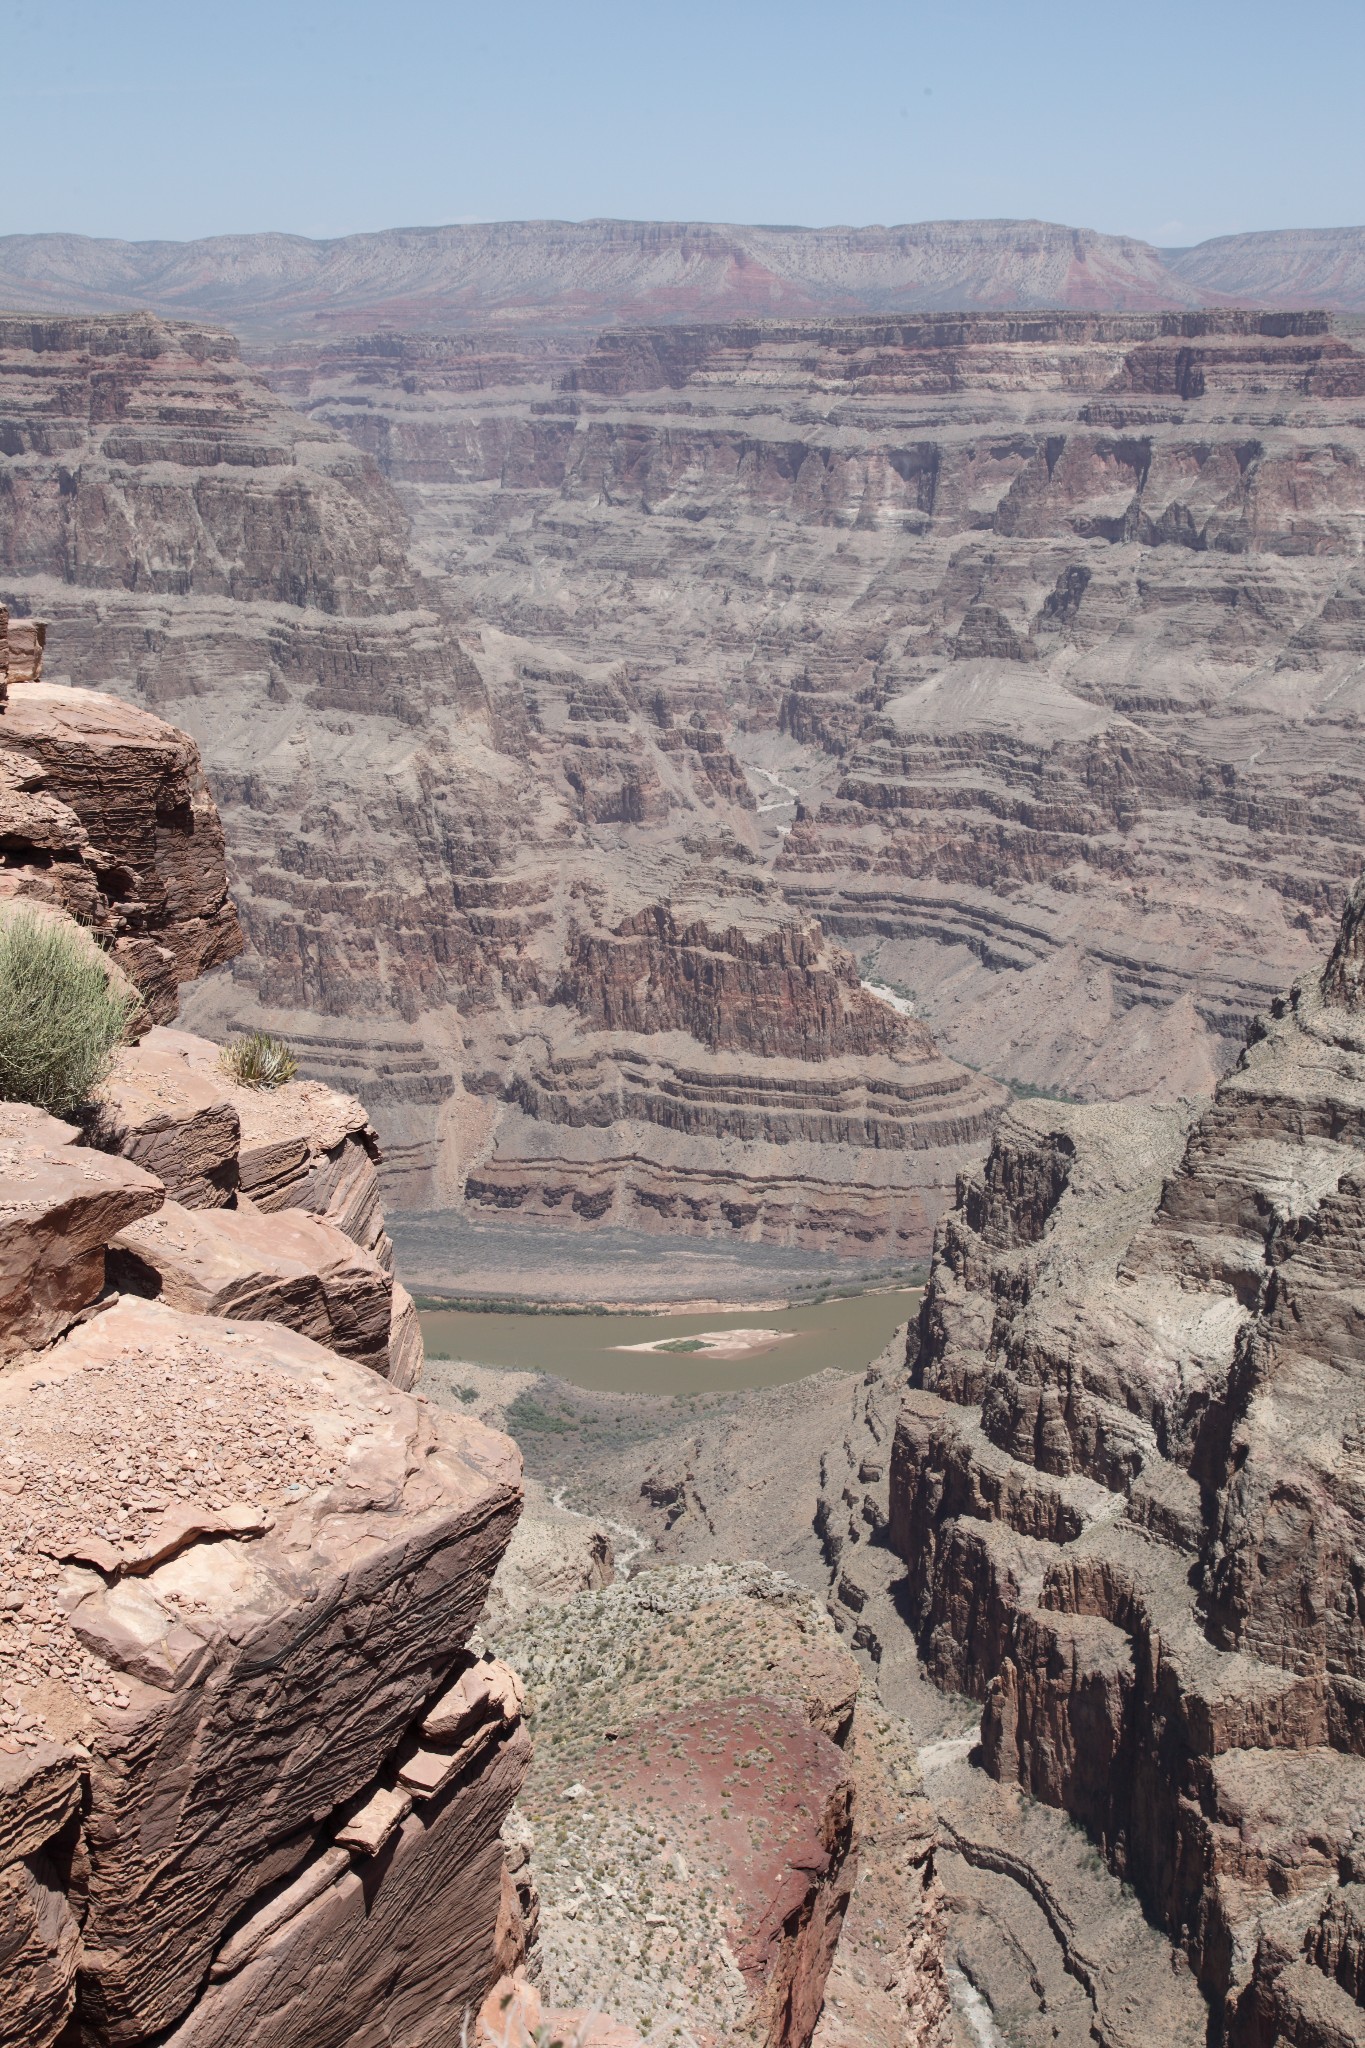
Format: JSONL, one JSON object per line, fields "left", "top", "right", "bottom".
{"left": 0, "top": 912, "right": 139, "bottom": 1116}
{"left": 219, "top": 1029, "right": 298, "bottom": 1090}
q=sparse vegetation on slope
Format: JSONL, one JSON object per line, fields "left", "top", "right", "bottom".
{"left": 0, "top": 912, "right": 138, "bottom": 1115}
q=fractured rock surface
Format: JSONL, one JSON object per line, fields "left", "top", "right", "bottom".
{"left": 884, "top": 878, "right": 1365, "bottom": 2041}
{"left": 0, "top": 1298, "right": 527, "bottom": 2046}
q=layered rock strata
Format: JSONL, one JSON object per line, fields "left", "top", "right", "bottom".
{"left": 0, "top": 314, "right": 485, "bottom": 1205}
{"left": 0, "top": 317, "right": 1002, "bottom": 1254}
{"left": 469, "top": 889, "right": 1005, "bottom": 1252}
{"left": 286, "top": 310, "right": 1365, "bottom": 1109}
{"left": 0, "top": 688, "right": 533, "bottom": 2047}
{"left": 885, "top": 879, "right": 1365, "bottom": 2042}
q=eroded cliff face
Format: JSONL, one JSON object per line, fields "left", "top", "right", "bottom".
{"left": 282, "top": 309, "right": 1365, "bottom": 1116}
{"left": 0, "top": 315, "right": 1003, "bottom": 1258}
{"left": 0, "top": 681, "right": 536, "bottom": 2048}
{"left": 467, "top": 888, "right": 1004, "bottom": 1252}
{"left": 886, "top": 878, "right": 1365, "bottom": 2044}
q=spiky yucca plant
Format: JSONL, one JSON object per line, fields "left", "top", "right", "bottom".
{"left": 219, "top": 1030, "right": 299, "bottom": 1090}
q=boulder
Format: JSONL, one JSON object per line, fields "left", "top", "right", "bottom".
{"left": 110, "top": 1196, "right": 394, "bottom": 1375}
{"left": 93, "top": 1028, "right": 242, "bottom": 1207}
{"left": 0, "top": 1295, "right": 524, "bottom": 2042}
{"left": 0, "top": 1101, "right": 163, "bottom": 1357}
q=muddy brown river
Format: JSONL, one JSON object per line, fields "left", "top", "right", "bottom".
{"left": 417, "top": 1288, "right": 920, "bottom": 1396}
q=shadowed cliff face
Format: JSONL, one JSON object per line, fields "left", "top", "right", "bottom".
{"left": 275, "top": 310, "right": 1365, "bottom": 1115}
{"left": 0, "top": 315, "right": 1002, "bottom": 1252}
{"left": 881, "top": 887, "right": 1365, "bottom": 2044}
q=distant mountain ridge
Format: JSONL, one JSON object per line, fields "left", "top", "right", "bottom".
{"left": 0, "top": 217, "right": 1362, "bottom": 337}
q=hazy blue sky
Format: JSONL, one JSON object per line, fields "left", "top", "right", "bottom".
{"left": 4, "top": 0, "right": 1361, "bottom": 248}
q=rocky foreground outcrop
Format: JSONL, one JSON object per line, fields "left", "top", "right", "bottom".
{"left": 0, "top": 679, "right": 536, "bottom": 2046}
{"left": 884, "top": 876, "right": 1365, "bottom": 2043}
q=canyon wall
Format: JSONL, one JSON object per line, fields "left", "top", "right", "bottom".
{"left": 283, "top": 309, "right": 1365, "bottom": 1108}
{"left": 12, "top": 305, "right": 1365, "bottom": 1260}
{"left": 3, "top": 220, "right": 1365, "bottom": 337}
{"left": 0, "top": 315, "right": 1004, "bottom": 1258}
{"left": 883, "top": 879, "right": 1365, "bottom": 2043}
{"left": 0, "top": 672, "right": 536, "bottom": 2048}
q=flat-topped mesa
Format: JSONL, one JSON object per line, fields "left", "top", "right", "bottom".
{"left": 566, "top": 308, "right": 1350, "bottom": 396}
{"left": 884, "top": 875, "right": 1365, "bottom": 2044}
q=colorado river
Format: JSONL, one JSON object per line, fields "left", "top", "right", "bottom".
{"left": 418, "top": 1287, "right": 920, "bottom": 1396}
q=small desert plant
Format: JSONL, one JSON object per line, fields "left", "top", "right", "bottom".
{"left": 0, "top": 912, "right": 139, "bottom": 1116}
{"left": 219, "top": 1030, "right": 298, "bottom": 1090}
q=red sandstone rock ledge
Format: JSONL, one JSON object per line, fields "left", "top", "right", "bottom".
{"left": 0, "top": 672, "right": 537, "bottom": 2048}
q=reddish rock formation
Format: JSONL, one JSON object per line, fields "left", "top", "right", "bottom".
{"left": 488, "top": 1563, "right": 886, "bottom": 2048}
{"left": 0, "top": 677, "right": 241, "bottom": 1021}
{"left": 0, "top": 685, "right": 535, "bottom": 2048}
{"left": 588, "top": 1696, "right": 855, "bottom": 2048}
{"left": 0, "top": 1297, "right": 528, "bottom": 2048}
{"left": 883, "top": 877, "right": 1365, "bottom": 2042}
{"left": 561, "top": 903, "right": 908, "bottom": 1062}
{"left": 468, "top": 885, "right": 1005, "bottom": 1253}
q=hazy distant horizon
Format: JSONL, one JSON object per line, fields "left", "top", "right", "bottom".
{"left": 6, "top": 0, "right": 1362, "bottom": 250}
{"left": 5, "top": 214, "right": 1363, "bottom": 258}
